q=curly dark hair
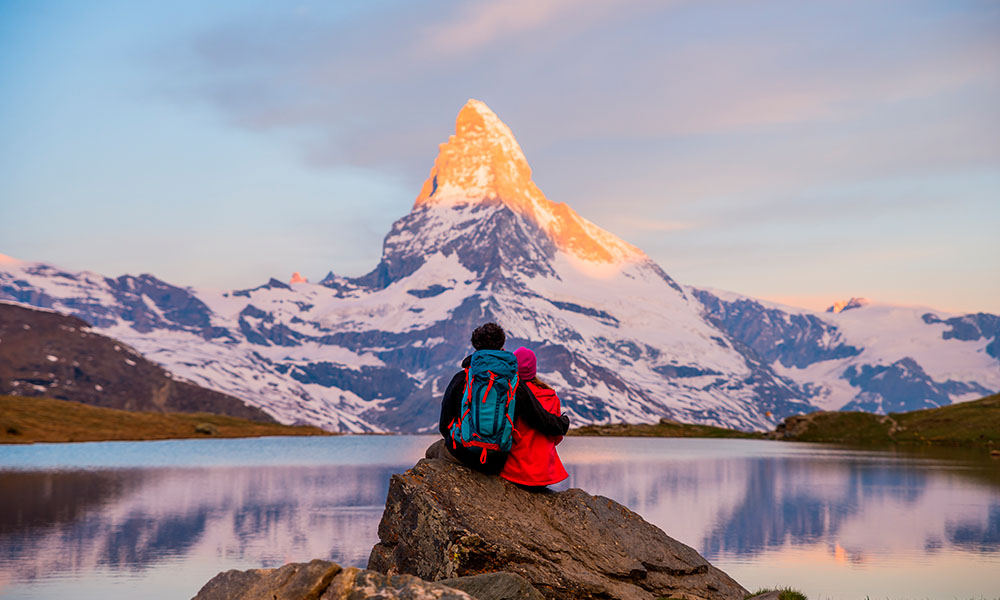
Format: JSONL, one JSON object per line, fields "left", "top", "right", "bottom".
{"left": 470, "top": 322, "right": 506, "bottom": 351}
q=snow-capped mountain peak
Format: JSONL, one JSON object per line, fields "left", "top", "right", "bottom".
{"left": 827, "top": 297, "right": 871, "bottom": 313}
{"left": 413, "top": 99, "right": 642, "bottom": 266}
{"left": 414, "top": 98, "right": 530, "bottom": 208}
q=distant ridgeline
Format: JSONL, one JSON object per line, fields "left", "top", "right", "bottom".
{"left": 1, "top": 101, "right": 997, "bottom": 433}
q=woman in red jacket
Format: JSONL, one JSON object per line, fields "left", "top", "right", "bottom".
{"left": 501, "top": 347, "right": 569, "bottom": 488}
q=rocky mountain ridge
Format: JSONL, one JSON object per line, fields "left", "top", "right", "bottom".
{"left": 0, "top": 302, "right": 274, "bottom": 422}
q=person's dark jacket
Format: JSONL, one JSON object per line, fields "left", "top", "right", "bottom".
{"left": 438, "top": 354, "right": 570, "bottom": 474}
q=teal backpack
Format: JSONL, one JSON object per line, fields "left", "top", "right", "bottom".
{"left": 448, "top": 349, "right": 519, "bottom": 464}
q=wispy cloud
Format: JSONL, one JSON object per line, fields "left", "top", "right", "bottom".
{"left": 168, "top": 0, "right": 999, "bottom": 183}
{"left": 418, "top": 0, "right": 602, "bottom": 55}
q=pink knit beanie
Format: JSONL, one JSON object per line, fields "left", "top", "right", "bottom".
{"left": 513, "top": 346, "right": 536, "bottom": 381}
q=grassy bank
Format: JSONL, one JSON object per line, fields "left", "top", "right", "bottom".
{"left": 777, "top": 392, "right": 1000, "bottom": 447}
{"left": 0, "top": 395, "right": 333, "bottom": 444}
{"left": 570, "top": 418, "right": 764, "bottom": 439}
{"left": 570, "top": 393, "right": 1000, "bottom": 449}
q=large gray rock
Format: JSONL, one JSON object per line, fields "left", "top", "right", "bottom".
{"left": 193, "top": 559, "right": 476, "bottom": 600}
{"left": 368, "top": 459, "right": 748, "bottom": 600}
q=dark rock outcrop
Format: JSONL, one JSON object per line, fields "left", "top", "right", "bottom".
{"left": 840, "top": 357, "right": 991, "bottom": 414}
{"left": 691, "top": 289, "right": 861, "bottom": 369}
{"left": 368, "top": 459, "right": 748, "bottom": 600}
{"left": 193, "top": 559, "right": 478, "bottom": 600}
{"left": 923, "top": 312, "right": 1000, "bottom": 359}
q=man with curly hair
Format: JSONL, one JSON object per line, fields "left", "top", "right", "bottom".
{"left": 426, "top": 322, "right": 570, "bottom": 474}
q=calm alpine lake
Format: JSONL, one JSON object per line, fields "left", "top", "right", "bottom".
{"left": 1, "top": 436, "right": 998, "bottom": 600}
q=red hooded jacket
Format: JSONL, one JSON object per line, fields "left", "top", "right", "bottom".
{"left": 500, "top": 381, "right": 568, "bottom": 486}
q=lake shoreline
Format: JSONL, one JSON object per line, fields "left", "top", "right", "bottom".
{"left": 5, "top": 393, "right": 999, "bottom": 452}
{"left": 572, "top": 392, "right": 1000, "bottom": 452}
{"left": 0, "top": 395, "right": 333, "bottom": 445}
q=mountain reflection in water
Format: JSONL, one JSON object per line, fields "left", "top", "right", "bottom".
{"left": 0, "top": 436, "right": 998, "bottom": 600}
{"left": 1, "top": 465, "right": 391, "bottom": 580}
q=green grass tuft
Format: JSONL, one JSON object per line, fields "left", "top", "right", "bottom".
{"left": 783, "top": 392, "right": 1000, "bottom": 448}
{"left": 745, "top": 588, "right": 807, "bottom": 600}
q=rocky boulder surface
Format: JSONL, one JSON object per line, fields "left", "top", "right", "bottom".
{"left": 194, "top": 559, "right": 478, "bottom": 600}
{"left": 368, "top": 459, "right": 748, "bottom": 600}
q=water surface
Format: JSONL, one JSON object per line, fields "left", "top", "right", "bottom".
{"left": 1, "top": 436, "right": 998, "bottom": 599}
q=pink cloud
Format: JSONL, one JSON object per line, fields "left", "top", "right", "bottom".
{"left": 416, "top": 0, "right": 662, "bottom": 57}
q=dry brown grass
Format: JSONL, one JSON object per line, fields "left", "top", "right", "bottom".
{"left": 0, "top": 395, "right": 333, "bottom": 444}
{"left": 786, "top": 393, "right": 1000, "bottom": 448}
{"left": 570, "top": 419, "right": 763, "bottom": 439}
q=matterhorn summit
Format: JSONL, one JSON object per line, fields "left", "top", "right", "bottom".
{"left": 3, "top": 100, "right": 997, "bottom": 431}
{"left": 409, "top": 99, "right": 644, "bottom": 268}
{"left": 415, "top": 99, "right": 532, "bottom": 207}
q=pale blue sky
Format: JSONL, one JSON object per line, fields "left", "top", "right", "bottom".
{"left": 1, "top": 0, "right": 998, "bottom": 313}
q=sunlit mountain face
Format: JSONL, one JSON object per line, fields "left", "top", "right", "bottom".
{"left": 1, "top": 101, "right": 997, "bottom": 431}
